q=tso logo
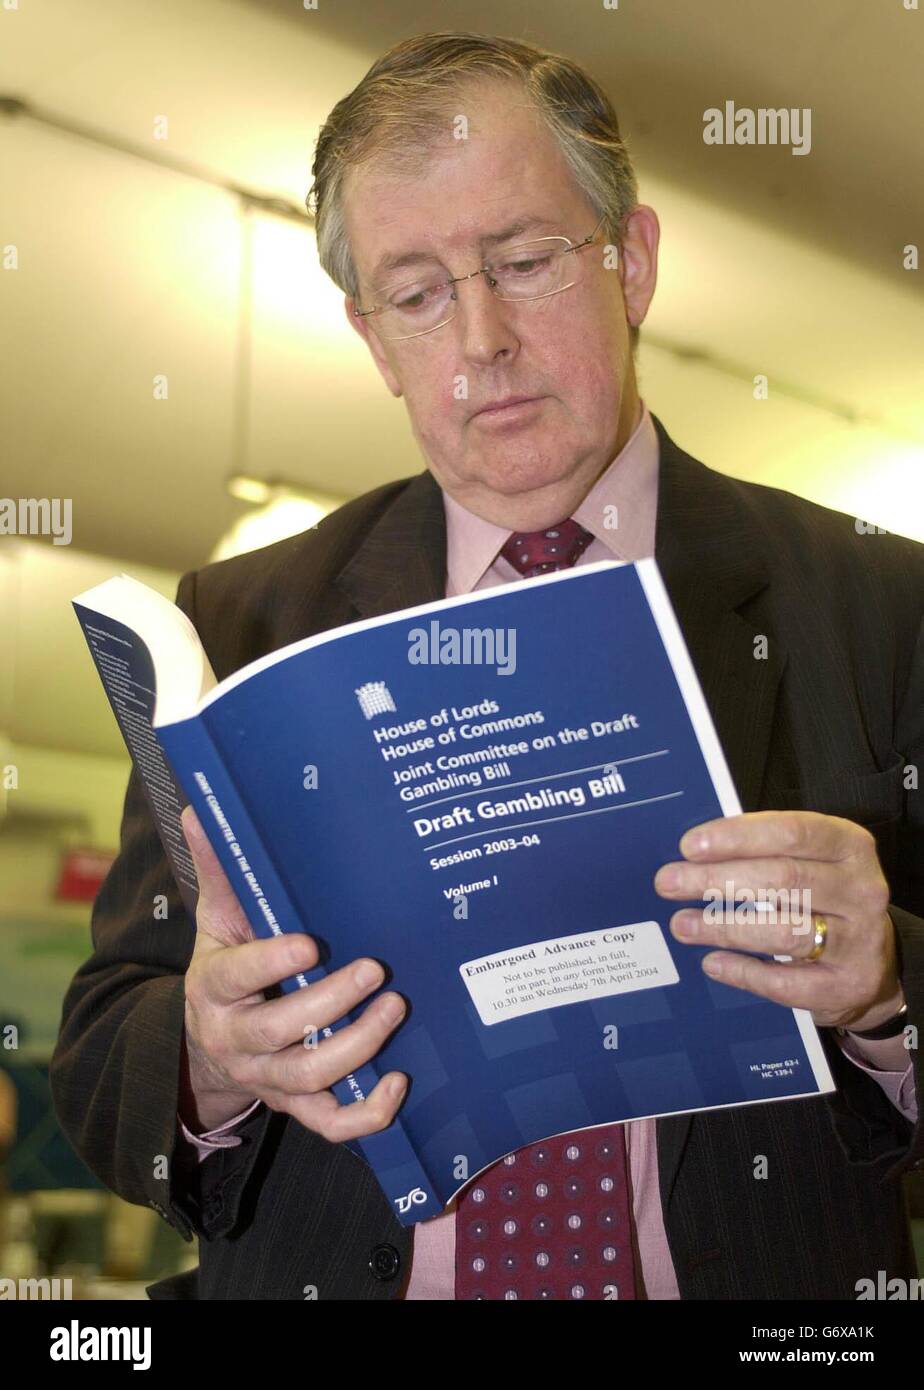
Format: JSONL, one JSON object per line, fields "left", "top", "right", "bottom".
{"left": 395, "top": 1187, "right": 428, "bottom": 1214}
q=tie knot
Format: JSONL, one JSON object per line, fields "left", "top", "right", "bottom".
{"left": 500, "top": 519, "right": 594, "bottom": 579}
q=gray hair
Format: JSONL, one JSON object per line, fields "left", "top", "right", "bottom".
{"left": 308, "top": 31, "right": 639, "bottom": 337}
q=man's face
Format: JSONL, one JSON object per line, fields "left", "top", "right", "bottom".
{"left": 343, "top": 80, "right": 658, "bottom": 528}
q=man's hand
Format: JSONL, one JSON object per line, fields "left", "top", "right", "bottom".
{"left": 179, "top": 805, "right": 408, "bottom": 1139}
{"left": 654, "top": 810, "right": 905, "bottom": 1032}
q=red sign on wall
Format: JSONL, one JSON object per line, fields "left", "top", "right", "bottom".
{"left": 55, "top": 848, "right": 115, "bottom": 902}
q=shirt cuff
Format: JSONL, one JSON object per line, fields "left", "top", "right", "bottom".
{"left": 177, "top": 1100, "right": 263, "bottom": 1162}
{"left": 836, "top": 1032, "right": 918, "bottom": 1124}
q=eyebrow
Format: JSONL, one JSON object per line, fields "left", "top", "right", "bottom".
{"left": 368, "top": 216, "right": 564, "bottom": 287}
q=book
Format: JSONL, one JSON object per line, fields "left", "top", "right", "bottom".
{"left": 73, "top": 558, "right": 835, "bottom": 1225}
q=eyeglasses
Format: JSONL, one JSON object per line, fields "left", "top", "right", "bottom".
{"left": 353, "top": 217, "right": 607, "bottom": 341}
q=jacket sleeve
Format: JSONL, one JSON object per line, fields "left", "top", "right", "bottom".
{"left": 821, "top": 607, "right": 924, "bottom": 1181}
{"left": 48, "top": 569, "right": 273, "bottom": 1242}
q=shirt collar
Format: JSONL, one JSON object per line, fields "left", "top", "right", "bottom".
{"left": 443, "top": 401, "right": 659, "bottom": 594}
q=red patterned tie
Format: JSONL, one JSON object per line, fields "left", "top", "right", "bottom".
{"left": 454, "top": 518, "right": 636, "bottom": 1301}
{"left": 500, "top": 519, "right": 594, "bottom": 578}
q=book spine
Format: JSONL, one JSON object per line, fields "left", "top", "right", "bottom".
{"left": 158, "top": 715, "right": 443, "bottom": 1226}
{"left": 71, "top": 602, "right": 201, "bottom": 918}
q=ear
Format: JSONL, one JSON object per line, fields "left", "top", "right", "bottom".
{"left": 344, "top": 295, "right": 403, "bottom": 398}
{"left": 618, "top": 205, "right": 660, "bottom": 330}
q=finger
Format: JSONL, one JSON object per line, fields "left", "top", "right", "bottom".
{"left": 240, "top": 991, "right": 407, "bottom": 1096}
{"left": 201, "top": 931, "right": 321, "bottom": 1007}
{"left": 654, "top": 855, "right": 846, "bottom": 921}
{"left": 676, "top": 811, "right": 863, "bottom": 866}
{"left": 669, "top": 906, "right": 846, "bottom": 960}
{"left": 228, "top": 956, "right": 388, "bottom": 1053}
{"left": 699, "top": 950, "right": 835, "bottom": 1011}
{"left": 181, "top": 806, "right": 251, "bottom": 942}
{"left": 277, "top": 1072, "right": 409, "bottom": 1143}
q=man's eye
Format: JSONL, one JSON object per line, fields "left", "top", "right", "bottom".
{"left": 499, "top": 253, "right": 553, "bottom": 275}
{"left": 393, "top": 285, "right": 440, "bottom": 311}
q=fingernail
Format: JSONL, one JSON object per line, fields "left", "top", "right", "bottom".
{"left": 355, "top": 960, "right": 384, "bottom": 989}
{"left": 656, "top": 865, "right": 680, "bottom": 891}
{"left": 380, "top": 995, "right": 406, "bottom": 1025}
{"left": 673, "top": 912, "right": 699, "bottom": 938}
{"left": 390, "top": 1075, "right": 408, "bottom": 1100}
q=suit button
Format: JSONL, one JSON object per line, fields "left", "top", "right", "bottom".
{"left": 369, "top": 1244, "right": 401, "bottom": 1281}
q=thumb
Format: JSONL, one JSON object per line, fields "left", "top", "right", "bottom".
{"left": 181, "top": 804, "right": 254, "bottom": 946}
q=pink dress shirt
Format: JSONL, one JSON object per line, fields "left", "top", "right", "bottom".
{"left": 180, "top": 402, "right": 917, "bottom": 1299}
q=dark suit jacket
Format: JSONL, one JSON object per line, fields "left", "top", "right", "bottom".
{"left": 49, "top": 417, "right": 924, "bottom": 1300}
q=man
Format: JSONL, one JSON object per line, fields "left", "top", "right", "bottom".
{"left": 50, "top": 32, "right": 924, "bottom": 1300}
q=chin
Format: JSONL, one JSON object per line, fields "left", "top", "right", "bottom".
{"left": 469, "top": 449, "right": 582, "bottom": 499}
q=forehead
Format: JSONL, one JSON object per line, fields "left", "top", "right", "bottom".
{"left": 342, "top": 81, "right": 589, "bottom": 287}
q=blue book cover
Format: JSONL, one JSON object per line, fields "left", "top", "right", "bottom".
{"left": 74, "top": 559, "right": 835, "bottom": 1225}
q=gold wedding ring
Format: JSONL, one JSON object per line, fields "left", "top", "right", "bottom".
{"left": 806, "top": 916, "right": 828, "bottom": 962}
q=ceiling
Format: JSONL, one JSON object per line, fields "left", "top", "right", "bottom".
{"left": 251, "top": 0, "right": 924, "bottom": 284}
{"left": 1, "top": 0, "right": 922, "bottom": 587}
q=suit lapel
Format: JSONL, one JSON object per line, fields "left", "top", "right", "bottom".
{"left": 652, "top": 415, "right": 787, "bottom": 816}
{"left": 336, "top": 470, "right": 447, "bottom": 620}
{"left": 651, "top": 415, "right": 788, "bottom": 1209}
{"left": 333, "top": 420, "right": 789, "bottom": 1212}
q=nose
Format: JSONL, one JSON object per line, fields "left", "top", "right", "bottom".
{"left": 454, "top": 271, "right": 520, "bottom": 366}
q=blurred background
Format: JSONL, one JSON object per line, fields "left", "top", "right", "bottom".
{"left": 1, "top": 0, "right": 922, "bottom": 1298}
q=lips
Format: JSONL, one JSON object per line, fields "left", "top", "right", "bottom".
{"left": 473, "top": 395, "right": 542, "bottom": 417}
